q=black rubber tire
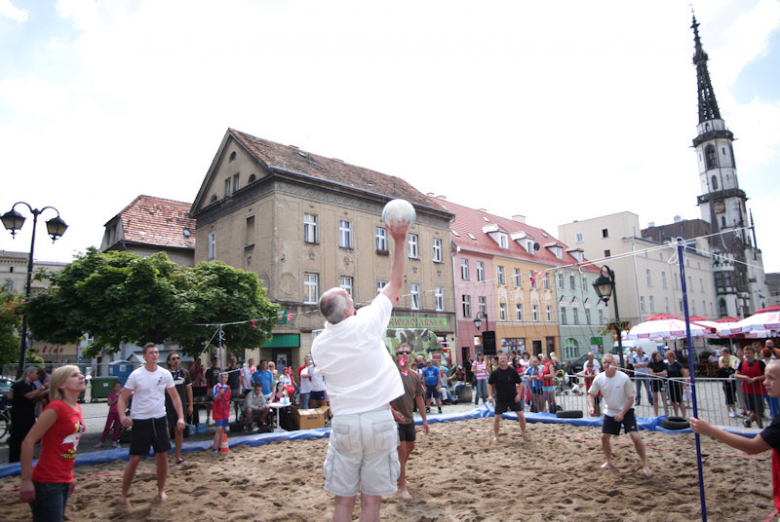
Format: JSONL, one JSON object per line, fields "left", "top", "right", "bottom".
{"left": 556, "top": 410, "right": 584, "bottom": 419}
{"left": 662, "top": 416, "right": 690, "bottom": 430}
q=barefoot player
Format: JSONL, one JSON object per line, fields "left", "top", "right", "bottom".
{"left": 587, "top": 354, "right": 651, "bottom": 476}
{"left": 391, "top": 343, "right": 429, "bottom": 499}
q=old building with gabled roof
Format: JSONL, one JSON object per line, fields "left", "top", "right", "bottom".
{"left": 101, "top": 195, "right": 196, "bottom": 267}
{"left": 190, "top": 128, "right": 456, "bottom": 368}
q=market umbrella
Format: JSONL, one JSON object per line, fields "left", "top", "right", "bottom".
{"left": 626, "top": 317, "right": 709, "bottom": 340}
{"left": 717, "top": 309, "right": 780, "bottom": 336}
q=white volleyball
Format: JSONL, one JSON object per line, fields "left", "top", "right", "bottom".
{"left": 382, "top": 199, "right": 416, "bottom": 226}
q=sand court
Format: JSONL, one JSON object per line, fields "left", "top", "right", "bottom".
{"left": 0, "top": 417, "right": 773, "bottom": 521}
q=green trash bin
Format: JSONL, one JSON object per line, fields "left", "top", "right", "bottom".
{"left": 90, "top": 376, "right": 119, "bottom": 402}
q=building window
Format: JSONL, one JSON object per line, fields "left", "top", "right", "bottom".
{"left": 710, "top": 302, "right": 714, "bottom": 316}
{"left": 674, "top": 273, "right": 679, "bottom": 289}
{"left": 497, "top": 266, "right": 505, "bottom": 285}
{"left": 476, "top": 261, "right": 484, "bottom": 282}
{"left": 569, "top": 275, "right": 575, "bottom": 290}
{"left": 461, "top": 259, "right": 469, "bottom": 280}
{"left": 532, "top": 305, "right": 539, "bottom": 322}
{"left": 530, "top": 270, "right": 537, "bottom": 289}
{"left": 585, "top": 308, "right": 591, "bottom": 324}
{"left": 304, "top": 214, "right": 318, "bottom": 244}
{"left": 499, "top": 303, "right": 507, "bottom": 321}
{"left": 432, "top": 239, "right": 443, "bottom": 262}
{"left": 564, "top": 338, "right": 579, "bottom": 359}
{"left": 544, "top": 276, "right": 550, "bottom": 290}
{"left": 376, "top": 228, "right": 388, "bottom": 251}
{"left": 560, "top": 307, "right": 567, "bottom": 325}
{"left": 4, "top": 280, "right": 12, "bottom": 292}
{"left": 688, "top": 276, "right": 693, "bottom": 292}
{"left": 604, "top": 249, "right": 611, "bottom": 258}
{"left": 232, "top": 173, "right": 240, "bottom": 192}
{"left": 340, "top": 276, "right": 353, "bottom": 297}
{"left": 662, "top": 272, "right": 667, "bottom": 288}
{"left": 224, "top": 178, "right": 231, "bottom": 198}
{"left": 646, "top": 269, "right": 652, "bottom": 286}
{"left": 410, "top": 284, "right": 420, "bottom": 310}
{"left": 598, "top": 309, "right": 604, "bottom": 324}
{"left": 408, "top": 234, "right": 419, "bottom": 259}
{"left": 462, "top": 295, "right": 471, "bottom": 318}
{"left": 601, "top": 228, "right": 609, "bottom": 238}
{"left": 339, "top": 220, "right": 353, "bottom": 248}
{"left": 478, "top": 296, "right": 486, "bottom": 316}
{"left": 546, "top": 305, "right": 553, "bottom": 322}
{"left": 516, "top": 304, "right": 524, "bottom": 321}
{"left": 700, "top": 278, "right": 705, "bottom": 292}
{"left": 570, "top": 306, "right": 578, "bottom": 324}
{"left": 304, "top": 273, "right": 319, "bottom": 304}
{"left": 691, "top": 300, "right": 697, "bottom": 315}
{"left": 665, "top": 296, "right": 670, "bottom": 313}
{"left": 435, "top": 287, "right": 444, "bottom": 311}
{"left": 649, "top": 296, "right": 655, "bottom": 313}
{"left": 513, "top": 268, "right": 521, "bottom": 287}
{"left": 576, "top": 233, "right": 584, "bottom": 243}
{"left": 245, "top": 216, "right": 255, "bottom": 247}
{"left": 639, "top": 296, "right": 646, "bottom": 313}
{"left": 678, "top": 298, "right": 684, "bottom": 312}
{"left": 229, "top": 151, "right": 237, "bottom": 162}
{"left": 582, "top": 276, "right": 587, "bottom": 289}
{"left": 498, "top": 233, "right": 509, "bottom": 249}
{"left": 208, "top": 232, "right": 216, "bottom": 259}
{"left": 558, "top": 273, "right": 564, "bottom": 288}
{"left": 702, "top": 300, "right": 707, "bottom": 316}
{"left": 377, "top": 281, "right": 387, "bottom": 294}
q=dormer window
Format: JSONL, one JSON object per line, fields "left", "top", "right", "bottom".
{"left": 567, "top": 249, "right": 584, "bottom": 263}
{"left": 497, "top": 233, "right": 508, "bottom": 249}
{"left": 545, "top": 243, "right": 563, "bottom": 259}
{"left": 511, "top": 231, "right": 534, "bottom": 254}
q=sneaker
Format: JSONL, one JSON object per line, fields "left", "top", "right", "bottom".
{"left": 729, "top": 412, "right": 737, "bottom": 418}
{"left": 212, "top": 449, "right": 219, "bottom": 456}
{"left": 425, "top": 407, "right": 430, "bottom": 413}
{"left": 438, "top": 407, "right": 443, "bottom": 414}
{"left": 94, "top": 442, "right": 104, "bottom": 449}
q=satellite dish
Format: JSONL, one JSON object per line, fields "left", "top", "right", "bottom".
{"left": 533, "top": 242, "right": 540, "bottom": 250}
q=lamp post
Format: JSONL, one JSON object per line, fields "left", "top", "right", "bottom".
{"left": 592, "top": 265, "right": 625, "bottom": 370}
{"left": 2, "top": 202, "right": 68, "bottom": 378}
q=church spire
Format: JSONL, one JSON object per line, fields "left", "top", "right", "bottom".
{"left": 692, "top": 14, "right": 721, "bottom": 123}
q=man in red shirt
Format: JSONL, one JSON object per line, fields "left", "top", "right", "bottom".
{"left": 735, "top": 344, "right": 767, "bottom": 428}
{"left": 692, "top": 360, "right": 780, "bottom": 519}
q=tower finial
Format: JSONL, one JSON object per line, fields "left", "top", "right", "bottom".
{"left": 691, "top": 14, "right": 721, "bottom": 123}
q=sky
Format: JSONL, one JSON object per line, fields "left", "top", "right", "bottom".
{"left": 1, "top": 0, "right": 779, "bottom": 279}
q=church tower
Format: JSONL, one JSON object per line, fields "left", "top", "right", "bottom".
{"left": 691, "top": 15, "right": 768, "bottom": 318}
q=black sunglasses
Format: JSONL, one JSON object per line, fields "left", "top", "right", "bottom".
{"left": 396, "top": 350, "right": 411, "bottom": 355}
{"left": 170, "top": 357, "right": 179, "bottom": 361}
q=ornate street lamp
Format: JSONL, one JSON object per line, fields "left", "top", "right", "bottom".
{"left": 473, "top": 311, "right": 488, "bottom": 331}
{"left": 592, "top": 265, "right": 625, "bottom": 370}
{"left": 2, "top": 202, "right": 68, "bottom": 378}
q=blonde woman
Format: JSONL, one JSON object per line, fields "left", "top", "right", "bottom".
{"left": 20, "top": 365, "right": 86, "bottom": 522}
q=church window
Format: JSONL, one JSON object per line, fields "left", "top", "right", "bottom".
{"left": 705, "top": 145, "right": 718, "bottom": 169}
{"left": 722, "top": 147, "right": 726, "bottom": 155}
{"left": 711, "top": 176, "right": 718, "bottom": 191}
{"left": 721, "top": 216, "right": 726, "bottom": 228}
{"left": 705, "top": 123, "right": 711, "bottom": 132}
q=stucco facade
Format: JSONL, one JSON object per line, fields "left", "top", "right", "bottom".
{"left": 191, "top": 129, "right": 456, "bottom": 370}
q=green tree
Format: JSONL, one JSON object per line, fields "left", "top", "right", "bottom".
{"left": 25, "top": 249, "right": 278, "bottom": 359}
{"left": 0, "top": 287, "right": 23, "bottom": 368}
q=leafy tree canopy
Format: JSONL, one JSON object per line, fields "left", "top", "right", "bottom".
{"left": 0, "top": 287, "right": 23, "bottom": 368}
{"left": 25, "top": 249, "right": 279, "bottom": 359}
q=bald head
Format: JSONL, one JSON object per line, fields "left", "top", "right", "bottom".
{"left": 319, "top": 288, "right": 351, "bottom": 324}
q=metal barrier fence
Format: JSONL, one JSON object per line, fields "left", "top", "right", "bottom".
{"left": 544, "top": 373, "right": 774, "bottom": 428}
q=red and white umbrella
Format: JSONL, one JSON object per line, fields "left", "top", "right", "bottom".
{"left": 717, "top": 307, "right": 780, "bottom": 337}
{"left": 626, "top": 315, "right": 709, "bottom": 340}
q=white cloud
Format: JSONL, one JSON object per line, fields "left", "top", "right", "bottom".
{"left": 0, "top": 0, "right": 27, "bottom": 23}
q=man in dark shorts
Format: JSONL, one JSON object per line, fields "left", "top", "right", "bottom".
{"left": 118, "top": 343, "right": 185, "bottom": 505}
{"left": 391, "top": 343, "right": 429, "bottom": 500}
{"left": 487, "top": 353, "right": 528, "bottom": 442}
{"left": 166, "top": 351, "right": 192, "bottom": 465}
{"left": 588, "top": 354, "right": 651, "bottom": 476}
{"left": 692, "top": 360, "right": 780, "bottom": 515}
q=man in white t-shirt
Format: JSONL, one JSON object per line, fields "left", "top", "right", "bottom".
{"left": 299, "top": 359, "right": 313, "bottom": 409}
{"left": 588, "top": 354, "right": 651, "bottom": 477}
{"left": 118, "top": 343, "right": 185, "bottom": 505}
{"left": 241, "top": 358, "right": 256, "bottom": 396}
{"left": 311, "top": 215, "right": 409, "bottom": 522}
{"left": 585, "top": 352, "right": 601, "bottom": 374}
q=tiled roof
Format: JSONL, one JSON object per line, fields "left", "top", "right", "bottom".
{"left": 230, "top": 129, "right": 449, "bottom": 213}
{"left": 438, "top": 199, "right": 599, "bottom": 273}
{"left": 108, "top": 195, "right": 195, "bottom": 250}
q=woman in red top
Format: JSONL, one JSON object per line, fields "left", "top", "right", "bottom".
{"left": 20, "top": 365, "right": 86, "bottom": 522}
{"left": 541, "top": 355, "right": 557, "bottom": 413}
{"left": 211, "top": 373, "right": 231, "bottom": 456}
